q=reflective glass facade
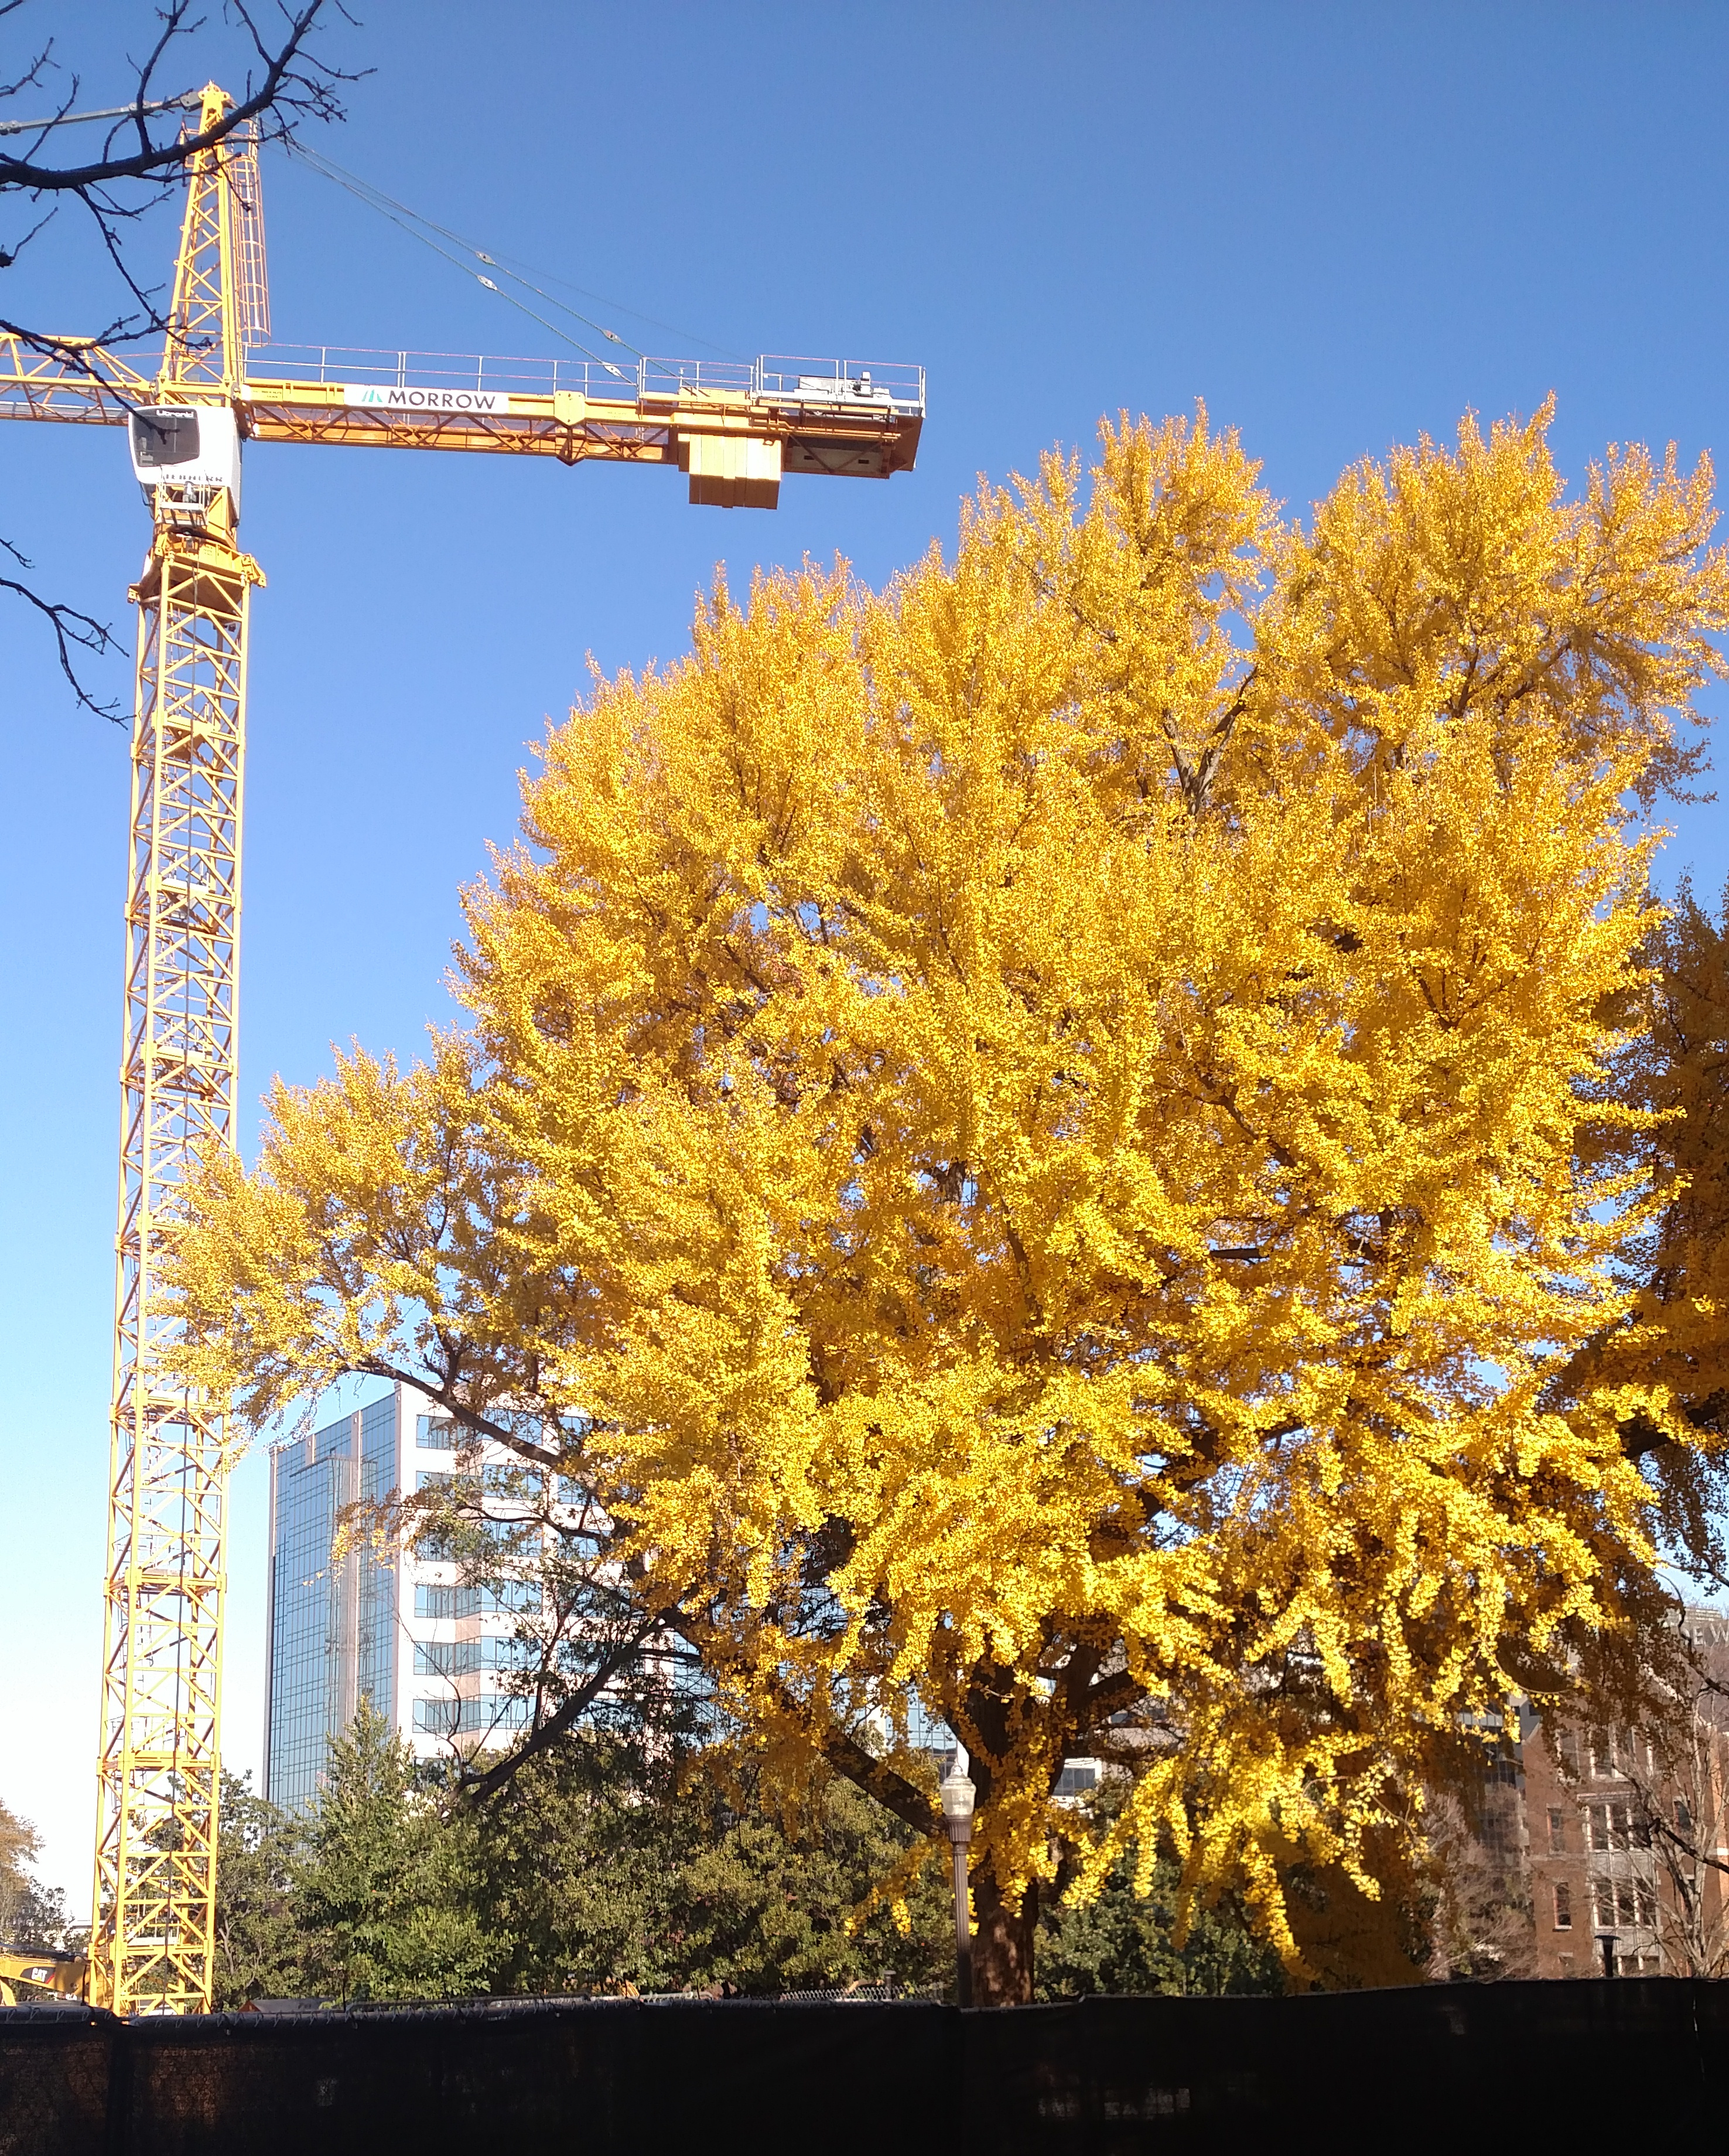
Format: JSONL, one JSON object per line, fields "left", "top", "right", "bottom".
{"left": 264, "top": 1414, "right": 352, "bottom": 1814}
{"left": 412, "top": 1696, "right": 531, "bottom": 1735}
{"left": 266, "top": 1383, "right": 551, "bottom": 1812}
{"left": 265, "top": 1394, "right": 400, "bottom": 1813}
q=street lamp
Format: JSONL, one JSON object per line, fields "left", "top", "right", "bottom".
{"left": 940, "top": 1747, "right": 977, "bottom": 2008}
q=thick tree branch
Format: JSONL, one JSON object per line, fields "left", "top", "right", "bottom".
{"left": 0, "top": 4, "right": 346, "bottom": 190}
{"left": 457, "top": 1611, "right": 671, "bottom": 1804}
{"left": 800, "top": 1703, "right": 941, "bottom": 1837}
{"left": 673, "top": 1623, "right": 940, "bottom": 1837}
{"left": 1075, "top": 1664, "right": 1151, "bottom": 1731}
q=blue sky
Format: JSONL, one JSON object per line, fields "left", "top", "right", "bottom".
{"left": 4, "top": 0, "right": 1727, "bottom": 1902}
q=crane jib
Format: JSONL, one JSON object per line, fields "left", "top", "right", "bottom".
{"left": 250, "top": 382, "right": 922, "bottom": 421}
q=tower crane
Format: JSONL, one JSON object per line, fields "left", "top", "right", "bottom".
{"left": 0, "top": 84, "right": 924, "bottom": 2016}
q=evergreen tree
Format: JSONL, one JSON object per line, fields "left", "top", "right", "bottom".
{"left": 469, "top": 1731, "right": 702, "bottom": 1995}
{"left": 211, "top": 1718, "right": 1286, "bottom": 2001}
{"left": 211, "top": 1770, "right": 305, "bottom": 2007}
{"left": 1036, "top": 1853, "right": 1285, "bottom": 1999}
{"left": 293, "top": 1700, "right": 488, "bottom": 2002}
{"left": 468, "top": 1737, "right": 1283, "bottom": 2000}
{"left": 469, "top": 1735, "right": 954, "bottom": 1997}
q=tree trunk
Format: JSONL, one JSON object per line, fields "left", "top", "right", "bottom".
{"left": 971, "top": 1863, "right": 1038, "bottom": 2005}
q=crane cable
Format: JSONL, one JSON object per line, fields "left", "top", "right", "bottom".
{"left": 283, "top": 141, "right": 746, "bottom": 372}
{"left": 284, "top": 142, "right": 630, "bottom": 372}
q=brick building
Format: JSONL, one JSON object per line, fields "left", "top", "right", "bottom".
{"left": 1444, "top": 1612, "right": 1729, "bottom": 1978}
{"left": 1523, "top": 1720, "right": 1665, "bottom": 1977}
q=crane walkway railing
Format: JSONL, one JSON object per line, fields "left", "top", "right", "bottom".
{"left": 242, "top": 345, "right": 925, "bottom": 415}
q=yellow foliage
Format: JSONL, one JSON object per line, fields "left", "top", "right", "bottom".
{"left": 169, "top": 404, "right": 1729, "bottom": 1992}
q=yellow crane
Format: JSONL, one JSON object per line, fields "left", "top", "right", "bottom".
{"left": 0, "top": 84, "right": 924, "bottom": 2016}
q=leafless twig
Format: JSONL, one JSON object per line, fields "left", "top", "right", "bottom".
{"left": 0, "top": 2, "right": 359, "bottom": 712}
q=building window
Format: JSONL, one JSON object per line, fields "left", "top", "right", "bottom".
{"left": 1055, "top": 1761, "right": 1099, "bottom": 1798}
{"left": 416, "top": 1468, "right": 480, "bottom": 1495}
{"left": 1592, "top": 1879, "right": 1657, "bottom": 1930}
{"left": 1587, "top": 1802, "right": 1632, "bottom": 1853}
{"left": 412, "top": 1695, "right": 530, "bottom": 1735}
{"left": 414, "top": 1580, "right": 542, "bottom": 1619}
{"left": 1547, "top": 1807, "right": 1567, "bottom": 1854}
{"left": 1553, "top": 1881, "right": 1572, "bottom": 1929}
{"left": 414, "top": 1638, "right": 533, "bottom": 1677}
{"left": 1676, "top": 1796, "right": 1694, "bottom": 1836}
{"left": 1588, "top": 1727, "right": 1651, "bottom": 1778}
{"left": 416, "top": 1414, "right": 456, "bottom": 1451}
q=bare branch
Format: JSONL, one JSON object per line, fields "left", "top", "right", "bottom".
{"left": 0, "top": 536, "right": 122, "bottom": 718}
{"left": 0, "top": 3, "right": 353, "bottom": 190}
{"left": 0, "top": 2, "right": 360, "bottom": 714}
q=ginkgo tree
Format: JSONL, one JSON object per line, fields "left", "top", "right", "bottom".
{"left": 170, "top": 402, "right": 1729, "bottom": 2003}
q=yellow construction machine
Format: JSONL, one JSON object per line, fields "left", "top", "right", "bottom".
{"left": 0, "top": 1945, "right": 90, "bottom": 2006}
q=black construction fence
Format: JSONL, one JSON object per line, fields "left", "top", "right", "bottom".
{"left": 4, "top": 1979, "right": 1726, "bottom": 2155}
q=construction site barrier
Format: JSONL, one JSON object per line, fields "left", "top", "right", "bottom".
{"left": 3, "top": 1978, "right": 1726, "bottom": 2154}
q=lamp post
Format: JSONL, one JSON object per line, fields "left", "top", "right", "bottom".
{"left": 939, "top": 1748, "right": 977, "bottom": 2008}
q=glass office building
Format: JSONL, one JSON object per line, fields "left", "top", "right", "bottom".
{"left": 264, "top": 1383, "right": 533, "bottom": 1813}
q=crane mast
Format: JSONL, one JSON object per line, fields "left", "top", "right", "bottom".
{"left": 92, "top": 83, "right": 258, "bottom": 2015}
{"left": 0, "top": 87, "right": 923, "bottom": 2015}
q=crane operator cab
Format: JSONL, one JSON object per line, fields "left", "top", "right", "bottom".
{"left": 128, "top": 404, "right": 241, "bottom": 529}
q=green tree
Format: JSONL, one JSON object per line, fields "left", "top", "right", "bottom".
{"left": 470, "top": 1733, "right": 953, "bottom": 1997}
{"left": 470, "top": 1730, "right": 701, "bottom": 1995}
{"left": 662, "top": 1775, "right": 953, "bottom": 1996}
{"left": 294, "top": 1701, "right": 489, "bottom": 2002}
{"left": 471, "top": 1734, "right": 1288, "bottom": 2000}
{"left": 0, "top": 1799, "right": 40, "bottom": 1939}
{"left": 213, "top": 1716, "right": 1288, "bottom": 2001}
{"left": 0, "top": 1797, "right": 74, "bottom": 1950}
{"left": 1036, "top": 1851, "right": 1284, "bottom": 2000}
{"left": 212, "top": 1770, "right": 304, "bottom": 2007}
{"left": 1032, "top": 1774, "right": 1284, "bottom": 1999}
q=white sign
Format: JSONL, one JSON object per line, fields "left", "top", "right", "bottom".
{"left": 340, "top": 384, "right": 517, "bottom": 414}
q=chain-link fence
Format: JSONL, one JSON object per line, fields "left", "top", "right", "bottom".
{"left": 4, "top": 1979, "right": 1725, "bottom": 2155}
{"left": 0, "top": 2004, "right": 114, "bottom": 2156}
